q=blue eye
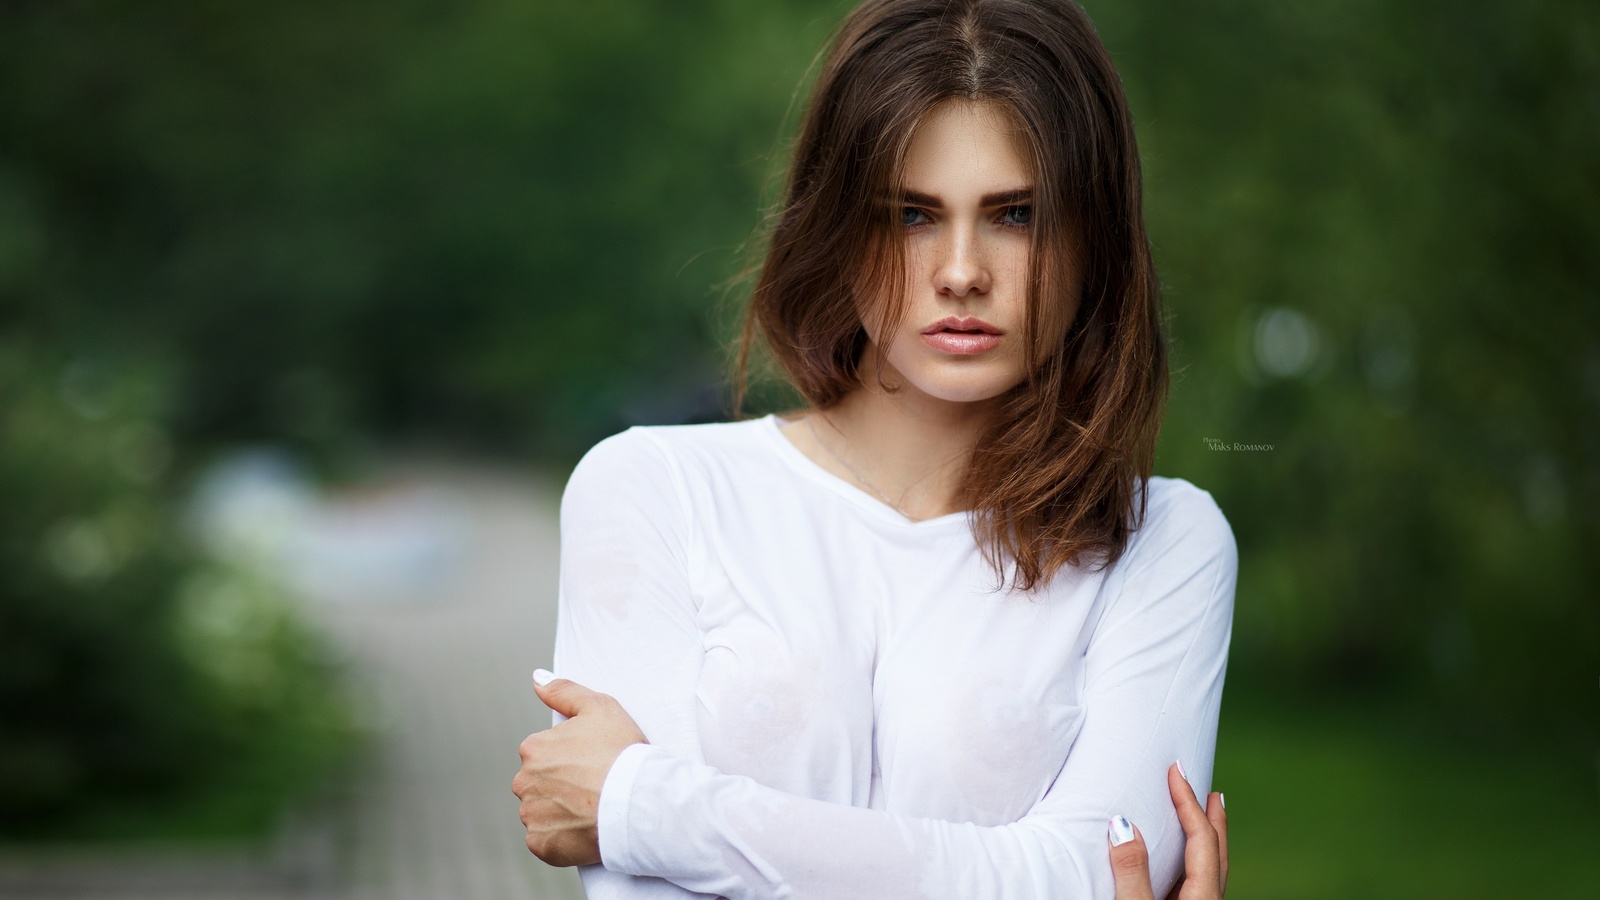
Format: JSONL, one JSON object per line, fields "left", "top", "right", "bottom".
{"left": 999, "top": 205, "right": 1032, "bottom": 227}
{"left": 901, "top": 207, "right": 930, "bottom": 227}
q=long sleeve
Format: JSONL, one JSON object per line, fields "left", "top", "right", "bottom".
{"left": 594, "top": 484, "right": 1238, "bottom": 900}
{"left": 549, "top": 428, "right": 718, "bottom": 899}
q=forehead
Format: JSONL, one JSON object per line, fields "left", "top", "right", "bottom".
{"left": 902, "top": 99, "right": 1032, "bottom": 193}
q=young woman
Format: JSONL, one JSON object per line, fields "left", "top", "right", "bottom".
{"left": 513, "top": 1, "right": 1235, "bottom": 897}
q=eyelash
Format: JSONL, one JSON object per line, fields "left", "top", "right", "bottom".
{"left": 901, "top": 206, "right": 1033, "bottom": 230}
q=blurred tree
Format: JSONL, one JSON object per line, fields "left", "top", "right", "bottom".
{"left": 0, "top": 0, "right": 844, "bottom": 460}
{"left": 1102, "top": 0, "right": 1600, "bottom": 736}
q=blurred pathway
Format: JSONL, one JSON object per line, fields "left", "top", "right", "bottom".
{"left": 299, "top": 462, "right": 585, "bottom": 900}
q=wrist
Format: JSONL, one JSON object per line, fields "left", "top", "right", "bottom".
{"left": 596, "top": 741, "right": 657, "bottom": 871}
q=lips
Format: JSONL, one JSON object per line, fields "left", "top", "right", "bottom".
{"left": 921, "top": 316, "right": 1004, "bottom": 336}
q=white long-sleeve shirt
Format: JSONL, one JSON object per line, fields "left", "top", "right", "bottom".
{"left": 548, "top": 413, "right": 1237, "bottom": 900}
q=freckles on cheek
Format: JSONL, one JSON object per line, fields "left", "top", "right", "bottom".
{"left": 1001, "top": 237, "right": 1031, "bottom": 282}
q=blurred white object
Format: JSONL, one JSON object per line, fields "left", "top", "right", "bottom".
{"left": 1253, "top": 306, "right": 1322, "bottom": 379}
{"left": 187, "top": 447, "right": 467, "bottom": 604}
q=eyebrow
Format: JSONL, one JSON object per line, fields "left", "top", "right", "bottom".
{"left": 900, "top": 188, "right": 1034, "bottom": 208}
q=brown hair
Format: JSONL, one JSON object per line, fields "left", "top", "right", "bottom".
{"left": 727, "top": 0, "right": 1167, "bottom": 593}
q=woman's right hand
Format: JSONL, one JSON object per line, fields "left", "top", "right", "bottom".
{"left": 1109, "top": 762, "right": 1229, "bottom": 900}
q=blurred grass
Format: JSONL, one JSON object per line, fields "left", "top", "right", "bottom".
{"left": 1217, "top": 687, "right": 1600, "bottom": 899}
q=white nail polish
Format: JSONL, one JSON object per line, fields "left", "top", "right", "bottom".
{"left": 1108, "top": 815, "right": 1135, "bottom": 847}
{"left": 1176, "top": 758, "right": 1188, "bottom": 781}
{"left": 1219, "top": 792, "right": 1226, "bottom": 811}
{"left": 533, "top": 668, "right": 555, "bottom": 686}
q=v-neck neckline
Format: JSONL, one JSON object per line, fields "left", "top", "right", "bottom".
{"left": 759, "top": 413, "right": 972, "bottom": 531}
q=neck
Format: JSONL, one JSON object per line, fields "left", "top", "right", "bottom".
{"left": 819, "top": 369, "right": 997, "bottom": 520}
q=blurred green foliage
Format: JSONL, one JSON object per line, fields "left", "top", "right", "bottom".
{"left": 0, "top": 342, "right": 354, "bottom": 838}
{"left": 1100, "top": 0, "right": 1600, "bottom": 738}
{"left": 0, "top": 0, "right": 842, "bottom": 458}
{"left": 0, "top": 0, "right": 1595, "bottom": 865}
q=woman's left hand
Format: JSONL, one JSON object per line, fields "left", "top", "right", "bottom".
{"left": 1109, "top": 762, "right": 1229, "bottom": 900}
{"left": 512, "top": 671, "right": 648, "bottom": 867}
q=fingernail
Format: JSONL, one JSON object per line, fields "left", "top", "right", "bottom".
{"left": 1176, "top": 758, "right": 1188, "bottom": 781}
{"left": 1108, "top": 815, "right": 1135, "bottom": 847}
{"left": 1219, "top": 792, "right": 1226, "bottom": 810}
{"left": 532, "top": 668, "right": 555, "bottom": 686}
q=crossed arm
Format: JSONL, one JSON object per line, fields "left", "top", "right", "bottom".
{"left": 520, "top": 678, "right": 1229, "bottom": 899}
{"left": 515, "top": 431, "right": 1237, "bottom": 899}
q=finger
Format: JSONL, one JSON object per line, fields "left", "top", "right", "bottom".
{"left": 1168, "top": 761, "right": 1209, "bottom": 832}
{"left": 531, "top": 668, "right": 601, "bottom": 718}
{"left": 1169, "top": 763, "right": 1221, "bottom": 886}
{"left": 1108, "top": 817, "right": 1156, "bottom": 900}
{"left": 1207, "top": 792, "right": 1228, "bottom": 894}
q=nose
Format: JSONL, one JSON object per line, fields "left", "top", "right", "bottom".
{"left": 931, "top": 226, "right": 992, "bottom": 298}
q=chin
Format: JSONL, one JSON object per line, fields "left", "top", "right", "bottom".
{"left": 868, "top": 341, "right": 1026, "bottom": 405}
{"left": 893, "top": 365, "right": 1022, "bottom": 406}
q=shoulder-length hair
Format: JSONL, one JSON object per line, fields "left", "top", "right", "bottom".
{"left": 728, "top": 0, "right": 1167, "bottom": 594}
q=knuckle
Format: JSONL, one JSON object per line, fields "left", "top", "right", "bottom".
{"left": 537, "top": 842, "right": 561, "bottom": 866}
{"left": 512, "top": 770, "right": 537, "bottom": 796}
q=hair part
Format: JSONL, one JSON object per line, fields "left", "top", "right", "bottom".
{"left": 727, "top": 0, "right": 1168, "bottom": 594}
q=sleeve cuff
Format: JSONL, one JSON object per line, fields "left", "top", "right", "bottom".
{"left": 597, "top": 741, "right": 659, "bottom": 873}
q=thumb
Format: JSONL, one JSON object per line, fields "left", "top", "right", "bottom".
{"left": 531, "top": 668, "right": 599, "bottom": 718}
{"left": 1108, "top": 816, "right": 1156, "bottom": 900}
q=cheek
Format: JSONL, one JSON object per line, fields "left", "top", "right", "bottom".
{"left": 903, "top": 235, "right": 933, "bottom": 273}
{"left": 997, "top": 238, "right": 1031, "bottom": 290}
{"left": 999, "top": 246, "right": 1033, "bottom": 353}
{"left": 1010, "top": 248, "right": 1032, "bottom": 285}
{"left": 853, "top": 293, "right": 890, "bottom": 348}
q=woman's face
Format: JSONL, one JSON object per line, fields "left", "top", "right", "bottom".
{"left": 858, "top": 98, "right": 1073, "bottom": 408}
